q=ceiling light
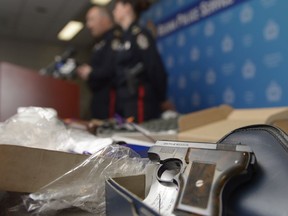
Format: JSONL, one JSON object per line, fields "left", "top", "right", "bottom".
{"left": 90, "top": 0, "right": 112, "bottom": 5}
{"left": 58, "top": 21, "right": 83, "bottom": 41}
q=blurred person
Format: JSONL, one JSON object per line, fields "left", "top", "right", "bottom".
{"left": 112, "top": 0, "right": 174, "bottom": 123}
{"left": 77, "top": 5, "right": 121, "bottom": 120}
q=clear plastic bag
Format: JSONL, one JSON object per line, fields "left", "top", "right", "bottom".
{"left": 0, "top": 107, "right": 113, "bottom": 154}
{"left": 21, "top": 144, "right": 149, "bottom": 215}
{"left": 0, "top": 107, "right": 69, "bottom": 150}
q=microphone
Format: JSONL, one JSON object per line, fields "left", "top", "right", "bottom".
{"left": 40, "top": 46, "right": 78, "bottom": 79}
{"left": 57, "top": 46, "right": 76, "bottom": 61}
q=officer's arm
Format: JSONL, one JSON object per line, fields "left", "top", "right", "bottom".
{"left": 87, "top": 49, "right": 116, "bottom": 91}
{"left": 136, "top": 30, "right": 167, "bottom": 103}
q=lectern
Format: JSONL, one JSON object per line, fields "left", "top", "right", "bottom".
{"left": 0, "top": 62, "right": 80, "bottom": 121}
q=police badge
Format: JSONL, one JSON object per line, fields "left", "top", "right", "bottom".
{"left": 111, "top": 39, "right": 121, "bottom": 51}
{"left": 93, "top": 40, "right": 105, "bottom": 51}
{"left": 137, "top": 33, "right": 149, "bottom": 50}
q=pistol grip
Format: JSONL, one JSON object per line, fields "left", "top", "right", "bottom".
{"left": 174, "top": 149, "right": 253, "bottom": 216}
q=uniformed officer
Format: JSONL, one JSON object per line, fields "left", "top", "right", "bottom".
{"left": 77, "top": 5, "right": 121, "bottom": 120}
{"left": 113, "top": 0, "right": 174, "bottom": 123}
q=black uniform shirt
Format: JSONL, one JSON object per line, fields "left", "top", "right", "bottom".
{"left": 115, "top": 22, "right": 167, "bottom": 103}
{"left": 88, "top": 27, "right": 121, "bottom": 92}
{"left": 87, "top": 27, "right": 121, "bottom": 119}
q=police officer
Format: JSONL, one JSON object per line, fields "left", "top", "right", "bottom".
{"left": 113, "top": 0, "right": 173, "bottom": 123}
{"left": 77, "top": 5, "right": 121, "bottom": 120}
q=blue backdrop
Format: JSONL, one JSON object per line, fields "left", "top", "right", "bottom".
{"left": 141, "top": 0, "right": 288, "bottom": 114}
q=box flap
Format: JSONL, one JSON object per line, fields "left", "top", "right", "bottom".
{"left": 112, "top": 175, "right": 146, "bottom": 200}
{"left": 106, "top": 175, "right": 159, "bottom": 216}
{"left": 178, "top": 105, "right": 233, "bottom": 132}
{"left": 272, "top": 119, "right": 288, "bottom": 133}
{"left": 178, "top": 105, "right": 288, "bottom": 143}
{"left": 0, "top": 145, "right": 88, "bottom": 193}
{"left": 227, "top": 107, "right": 288, "bottom": 123}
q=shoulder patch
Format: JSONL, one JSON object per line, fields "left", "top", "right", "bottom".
{"left": 93, "top": 40, "right": 105, "bottom": 51}
{"left": 111, "top": 39, "right": 121, "bottom": 51}
{"left": 113, "top": 29, "right": 122, "bottom": 37}
{"left": 137, "top": 33, "right": 149, "bottom": 50}
{"left": 124, "top": 41, "right": 131, "bottom": 50}
{"left": 132, "top": 26, "right": 141, "bottom": 35}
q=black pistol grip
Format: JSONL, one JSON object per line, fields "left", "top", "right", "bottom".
{"left": 174, "top": 148, "right": 253, "bottom": 216}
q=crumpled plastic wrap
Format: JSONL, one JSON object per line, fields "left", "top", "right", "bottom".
{"left": 0, "top": 107, "right": 113, "bottom": 154}
{"left": 20, "top": 144, "right": 149, "bottom": 215}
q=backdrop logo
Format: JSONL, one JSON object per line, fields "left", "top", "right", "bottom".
{"left": 266, "top": 81, "right": 282, "bottom": 102}
{"left": 144, "top": 0, "right": 286, "bottom": 113}
{"left": 178, "top": 75, "right": 187, "bottom": 89}
{"left": 166, "top": 55, "right": 175, "bottom": 68}
{"left": 242, "top": 34, "right": 253, "bottom": 47}
{"left": 223, "top": 87, "right": 235, "bottom": 104}
{"left": 206, "top": 68, "right": 217, "bottom": 85}
{"left": 261, "top": 0, "right": 278, "bottom": 8}
{"left": 204, "top": 21, "right": 215, "bottom": 37}
{"left": 206, "top": 46, "right": 215, "bottom": 57}
{"left": 263, "top": 52, "right": 282, "bottom": 68}
{"left": 190, "top": 47, "right": 201, "bottom": 61}
{"left": 244, "top": 91, "right": 255, "bottom": 103}
{"left": 207, "top": 95, "right": 216, "bottom": 105}
{"left": 240, "top": 5, "right": 254, "bottom": 23}
{"left": 221, "top": 35, "right": 234, "bottom": 53}
{"left": 156, "top": 0, "right": 250, "bottom": 38}
{"left": 242, "top": 59, "right": 256, "bottom": 79}
{"left": 177, "top": 34, "right": 186, "bottom": 47}
{"left": 192, "top": 92, "right": 201, "bottom": 107}
{"left": 263, "top": 20, "right": 280, "bottom": 41}
{"left": 222, "top": 62, "right": 236, "bottom": 76}
{"left": 191, "top": 70, "right": 201, "bottom": 82}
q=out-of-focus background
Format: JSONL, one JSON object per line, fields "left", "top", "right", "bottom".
{"left": 1, "top": 0, "right": 287, "bottom": 119}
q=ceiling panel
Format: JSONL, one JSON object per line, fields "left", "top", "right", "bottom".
{"left": 0, "top": 0, "right": 158, "bottom": 47}
{"left": 0, "top": 0, "right": 27, "bottom": 36}
{"left": 0, "top": 0, "right": 92, "bottom": 47}
{"left": 16, "top": 0, "right": 72, "bottom": 41}
{"left": 41, "top": 0, "right": 91, "bottom": 44}
{"left": 0, "top": 14, "right": 17, "bottom": 36}
{"left": 0, "top": 0, "right": 26, "bottom": 13}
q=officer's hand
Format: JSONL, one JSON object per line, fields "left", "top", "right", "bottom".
{"left": 76, "top": 64, "right": 92, "bottom": 80}
{"left": 161, "top": 100, "right": 176, "bottom": 111}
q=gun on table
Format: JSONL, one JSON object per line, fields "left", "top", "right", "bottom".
{"left": 147, "top": 141, "right": 256, "bottom": 216}
{"left": 124, "top": 62, "right": 144, "bottom": 95}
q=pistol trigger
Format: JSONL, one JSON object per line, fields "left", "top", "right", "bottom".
{"left": 173, "top": 173, "right": 181, "bottom": 187}
{"left": 156, "top": 159, "right": 182, "bottom": 186}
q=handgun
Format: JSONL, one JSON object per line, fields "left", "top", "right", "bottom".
{"left": 124, "top": 62, "right": 144, "bottom": 95}
{"left": 148, "top": 141, "right": 256, "bottom": 216}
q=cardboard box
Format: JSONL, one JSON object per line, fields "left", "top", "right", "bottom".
{"left": 177, "top": 105, "right": 288, "bottom": 142}
{"left": 105, "top": 142, "right": 195, "bottom": 216}
{"left": 0, "top": 144, "right": 88, "bottom": 193}
{"left": 272, "top": 119, "right": 288, "bottom": 133}
{"left": 0, "top": 144, "right": 91, "bottom": 215}
{"left": 106, "top": 175, "right": 159, "bottom": 216}
{"left": 111, "top": 105, "right": 288, "bottom": 152}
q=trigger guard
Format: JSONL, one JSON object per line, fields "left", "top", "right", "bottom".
{"left": 156, "top": 159, "right": 182, "bottom": 186}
